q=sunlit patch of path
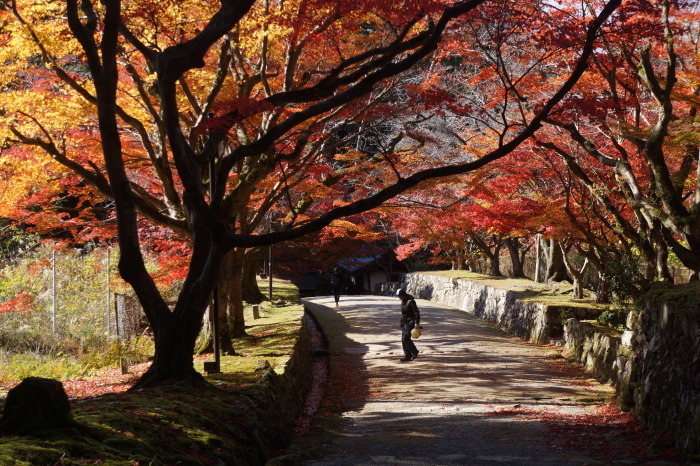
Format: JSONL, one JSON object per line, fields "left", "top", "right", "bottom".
{"left": 292, "top": 295, "right": 674, "bottom": 466}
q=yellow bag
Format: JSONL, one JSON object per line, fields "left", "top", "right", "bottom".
{"left": 411, "top": 325, "right": 421, "bottom": 339}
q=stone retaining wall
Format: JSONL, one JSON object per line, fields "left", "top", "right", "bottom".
{"left": 562, "top": 319, "right": 634, "bottom": 403}
{"left": 564, "top": 304, "right": 700, "bottom": 454}
{"left": 252, "top": 313, "right": 314, "bottom": 463}
{"left": 394, "top": 273, "right": 601, "bottom": 344}
{"left": 392, "top": 272, "right": 699, "bottom": 455}
{"left": 626, "top": 302, "right": 700, "bottom": 454}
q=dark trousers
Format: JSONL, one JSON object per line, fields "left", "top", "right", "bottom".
{"left": 332, "top": 287, "right": 340, "bottom": 304}
{"left": 402, "top": 323, "right": 418, "bottom": 358}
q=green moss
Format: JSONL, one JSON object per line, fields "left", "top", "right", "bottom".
{"left": 642, "top": 280, "right": 700, "bottom": 316}
{"left": 618, "top": 345, "right": 633, "bottom": 358}
{"left": 598, "top": 309, "right": 627, "bottom": 331}
{"left": 578, "top": 320, "right": 624, "bottom": 338}
{"left": 0, "top": 443, "right": 65, "bottom": 465}
{"left": 185, "top": 428, "right": 225, "bottom": 447}
{"left": 0, "top": 280, "right": 307, "bottom": 465}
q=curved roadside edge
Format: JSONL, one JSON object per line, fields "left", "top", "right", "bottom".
{"left": 268, "top": 300, "right": 371, "bottom": 465}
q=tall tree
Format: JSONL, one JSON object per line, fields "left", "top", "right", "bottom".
{"left": 0, "top": 0, "right": 620, "bottom": 387}
{"left": 535, "top": 0, "right": 700, "bottom": 280}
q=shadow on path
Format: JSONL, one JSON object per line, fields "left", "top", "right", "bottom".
{"left": 303, "top": 301, "right": 371, "bottom": 415}
{"left": 284, "top": 295, "right": 677, "bottom": 466}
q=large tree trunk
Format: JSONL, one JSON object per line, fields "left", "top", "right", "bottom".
{"left": 195, "top": 251, "right": 255, "bottom": 355}
{"left": 133, "top": 241, "right": 251, "bottom": 379}
{"left": 194, "top": 306, "right": 213, "bottom": 354}
{"left": 131, "top": 237, "right": 222, "bottom": 389}
{"left": 596, "top": 271, "right": 611, "bottom": 304}
{"left": 488, "top": 241, "right": 504, "bottom": 277}
{"left": 571, "top": 273, "right": 586, "bottom": 299}
{"left": 560, "top": 244, "right": 589, "bottom": 300}
{"left": 655, "top": 243, "right": 672, "bottom": 283}
{"left": 469, "top": 234, "right": 504, "bottom": 277}
{"left": 69, "top": 0, "right": 219, "bottom": 390}
{"left": 546, "top": 239, "right": 570, "bottom": 282}
{"left": 219, "top": 248, "right": 248, "bottom": 340}
{"left": 505, "top": 237, "right": 526, "bottom": 278}
{"left": 534, "top": 235, "right": 542, "bottom": 283}
{"left": 205, "top": 251, "right": 235, "bottom": 354}
{"left": 652, "top": 228, "right": 673, "bottom": 283}
{"left": 134, "top": 314, "right": 206, "bottom": 388}
{"left": 242, "top": 248, "right": 265, "bottom": 304}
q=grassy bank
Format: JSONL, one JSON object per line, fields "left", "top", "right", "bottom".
{"left": 421, "top": 270, "right": 610, "bottom": 310}
{"left": 643, "top": 280, "right": 700, "bottom": 316}
{"left": 0, "top": 280, "right": 307, "bottom": 465}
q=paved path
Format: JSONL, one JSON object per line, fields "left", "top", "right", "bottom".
{"left": 284, "top": 295, "right": 677, "bottom": 466}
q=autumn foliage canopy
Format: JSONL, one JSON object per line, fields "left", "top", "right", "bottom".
{"left": 0, "top": 0, "right": 658, "bottom": 385}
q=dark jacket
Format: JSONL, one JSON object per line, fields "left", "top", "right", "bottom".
{"left": 330, "top": 271, "right": 343, "bottom": 289}
{"left": 400, "top": 295, "right": 420, "bottom": 327}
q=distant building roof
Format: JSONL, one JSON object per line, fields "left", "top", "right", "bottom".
{"left": 338, "top": 255, "right": 379, "bottom": 273}
{"left": 336, "top": 246, "right": 407, "bottom": 274}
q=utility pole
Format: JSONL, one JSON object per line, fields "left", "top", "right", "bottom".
{"left": 268, "top": 246, "right": 273, "bottom": 302}
{"left": 106, "top": 247, "right": 111, "bottom": 334}
{"left": 203, "top": 137, "right": 221, "bottom": 374}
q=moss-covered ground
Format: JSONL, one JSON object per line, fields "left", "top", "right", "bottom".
{"left": 421, "top": 270, "right": 610, "bottom": 310}
{"left": 0, "top": 280, "right": 304, "bottom": 465}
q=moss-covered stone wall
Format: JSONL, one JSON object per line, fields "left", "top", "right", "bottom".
{"left": 249, "top": 314, "right": 314, "bottom": 462}
{"left": 563, "top": 319, "right": 631, "bottom": 399}
{"left": 627, "top": 301, "right": 700, "bottom": 454}
{"left": 564, "top": 302, "right": 700, "bottom": 455}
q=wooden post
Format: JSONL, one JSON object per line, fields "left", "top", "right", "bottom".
{"left": 252, "top": 304, "right": 260, "bottom": 320}
{"left": 51, "top": 250, "right": 57, "bottom": 334}
{"left": 213, "top": 286, "right": 220, "bottom": 371}
{"left": 106, "top": 247, "right": 111, "bottom": 334}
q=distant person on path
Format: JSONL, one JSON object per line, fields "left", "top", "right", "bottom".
{"left": 330, "top": 267, "right": 343, "bottom": 307}
{"left": 396, "top": 288, "right": 420, "bottom": 362}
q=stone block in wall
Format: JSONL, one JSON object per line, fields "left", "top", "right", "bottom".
{"left": 545, "top": 306, "right": 605, "bottom": 341}
{"left": 563, "top": 319, "right": 633, "bottom": 402}
{"left": 377, "top": 282, "right": 400, "bottom": 296}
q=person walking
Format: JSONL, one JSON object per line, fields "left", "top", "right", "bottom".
{"left": 330, "top": 267, "right": 343, "bottom": 307}
{"left": 396, "top": 288, "right": 420, "bottom": 362}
